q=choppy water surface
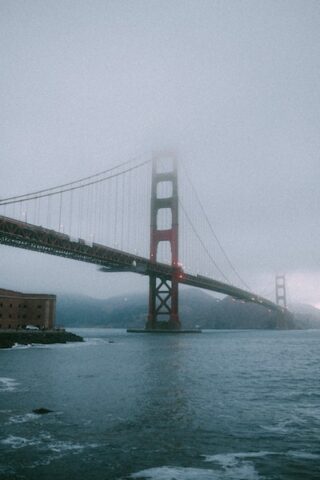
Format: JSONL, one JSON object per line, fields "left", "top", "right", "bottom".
{"left": 1, "top": 328, "right": 320, "bottom": 479}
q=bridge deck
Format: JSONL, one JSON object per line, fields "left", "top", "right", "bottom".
{"left": 0, "top": 215, "right": 282, "bottom": 313}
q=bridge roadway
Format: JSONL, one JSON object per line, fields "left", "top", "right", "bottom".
{"left": 0, "top": 215, "right": 282, "bottom": 313}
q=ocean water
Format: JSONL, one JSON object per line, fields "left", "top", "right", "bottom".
{"left": 0, "top": 328, "right": 320, "bottom": 479}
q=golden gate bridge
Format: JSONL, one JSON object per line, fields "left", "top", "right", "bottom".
{"left": 0, "top": 153, "right": 285, "bottom": 330}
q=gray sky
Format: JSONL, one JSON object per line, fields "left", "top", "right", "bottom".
{"left": 1, "top": 0, "right": 319, "bottom": 306}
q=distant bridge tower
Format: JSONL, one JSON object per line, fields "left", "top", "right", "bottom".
{"left": 275, "top": 274, "right": 287, "bottom": 309}
{"left": 146, "top": 154, "right": 181, "bottom": 330}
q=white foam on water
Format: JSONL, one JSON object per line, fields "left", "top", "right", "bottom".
{"left": 31, "top": 337, "right": 105, "bottom": 349}
{"left": 202, "top": 451, "right": 274, "bottom": 479}
{"left": 0, "top": 377, "right": 19, "bottom": 392}
{"left": 204, "top": 451, "right": 276, "bottom": 466}
{"left": 1, "top": 435, "right": 41, "bottom": 449}
{"left": 8, "top": 413, "right": 38, "bottom": 424}
{"left": 287, "top": 451, "right": 320, "bottom": 460}
{"left": 130, "top": 463, "right": 262, "bottom": 480}
{"left": 32, "top": 342, "right": 83, "bottom": 349}
{"left": 83, "top": 337, "right": 113, "bottom": 344}
{"left": 260, "top": 414, "right": 306, "bottom": 434}
{"left": 46, "top": 440, "right": 85, "bottom": 453}
{"left": 48, "top": 440, "right": 99, "bottom": 453}
{"left": 130, "top": 466, "right": 221, "bottom": 479}
{"left": 260, "top": 423, "right": 289, "bottom": 434}
{"left": 3, "top": 337, "right": 111, "bottom": 351}
{"left": 12, "top": 343, "right": 32, "bottom": 349}
{"left": 28, "top": 439, "right": 99, "bottom": 469}
{"left": 2, "top": 431, "right": 98, "bottom": 451}
{"left": 2, "top": 432, "right": 99, "bottom": 472}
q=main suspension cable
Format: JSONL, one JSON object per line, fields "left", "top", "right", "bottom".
{"left": 0, "top": 158, "right": 151, "bottom": 206}
{"left": 179, "top": 199, "right": 231, "bottom": 283}
{"left": 0, "top": 154, "right": 148, "bottom": 203}
{"left": 180, "top": 161, "right": 251, "bottom": 290}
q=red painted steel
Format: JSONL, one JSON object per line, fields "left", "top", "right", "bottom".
{"left": 275, "top": 274, "right": 287, "bottom": 308}
{"left": 0, "top": 215, "right": 282, "bottom": 313}
{"left": 147, "top": 156, "right": 181, "bottom": 330}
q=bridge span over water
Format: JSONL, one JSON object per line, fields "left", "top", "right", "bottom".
{"left": 0, "top": 154, "right": 285, "bottom": 329}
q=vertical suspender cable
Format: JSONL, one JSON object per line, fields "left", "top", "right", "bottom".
{"left": 58, "top": 193, "right": 62, "bottom": 232}
{"left": 115, "top": 175, "right": 118, "bottom": 247}
{"left": 69, "top": 190, "right": 73, "bottom": 237}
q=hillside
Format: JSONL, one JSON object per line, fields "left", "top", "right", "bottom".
{"left": 55, "top": 288, "right": 319, "bottom": 330}
{"left": 288, "top": 303, "right": 320, "bottom": 329}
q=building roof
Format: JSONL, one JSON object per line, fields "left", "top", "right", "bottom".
{"left": 0, "top": 288, "right": 23, "bottom": 296}
{"left": 0, "top": 288, "right": 56, "bottom": 299}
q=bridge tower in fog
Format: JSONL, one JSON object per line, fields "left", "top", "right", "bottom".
{"left": 146, "top": 155, "right": 181, "bottom": 330}
{"left": 275, "top": 274, "right": 287, "bottom": 309}
{"left": 0, "top": 152, "right": 285, "bottom": 322}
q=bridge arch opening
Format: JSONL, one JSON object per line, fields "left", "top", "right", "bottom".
{"left": 157, "top": 181, "right": 173, "bottom": 199}
{"left": 156, "top": 240, "right": 172, "bottom": 265}
{"left": 157, "top": 208, "right": 172, "bottom": 231}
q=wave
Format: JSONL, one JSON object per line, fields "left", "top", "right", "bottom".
{"left": 287, "top": 451, "right": 320, "bottom": 460}
{"left": 45, "top": 439, "right": 86, "bottom": 453}
{"left": 28, "top": 441, "right": 99, "bottom": 470}
{"left": 130, "top": 463, "right": 262, "bottom": 479}
{"left": 1, "top": 435, "right": 42, "bottom": 449}
{"left": 259, "top": 411, "right": 310, "bottom": 435}
{"left": 1, "top": 431, "right": 99, "bottom": 473}
{"left": 12, "top": 343, "right": 32, "bottom": 349}
{"left": 204, "top": 451, "right": 277, "bottom": 467}
{"left": 30, "top": 337, "right": 110, "bottom": 349}
{"left": 3, "top": 337, "right": 115, "bottom": 351}
{"left": 0, "top": 377, "right": 19, "bottom": 392}
{"left": 7, "top": 412, "right": 38, "bottom": 424}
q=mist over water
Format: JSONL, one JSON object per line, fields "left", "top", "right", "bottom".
{"left": 1, "top": 328, "right": 320, "bottom": 479}
{"left": 1, "top": 3, "right": 319, "bottom": 480}
{"left": 1, "top": 0, "right": 320, "bottom": 304}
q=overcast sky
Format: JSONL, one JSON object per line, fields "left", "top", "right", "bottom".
{"left": 1, "top": 0, "right": 319, "bottom": 307}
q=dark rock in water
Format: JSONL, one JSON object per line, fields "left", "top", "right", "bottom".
{"left": 33, "top": 408, "right": 53, "bottom": 415}
{"left": 0, "top": 338, "right": 15, "bottom": 349}
{"left": 0, "top": 330, "right": 83, "bottom": 349}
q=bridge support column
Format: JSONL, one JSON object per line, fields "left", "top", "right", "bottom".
{"left": 146, "top": 154, "right": 181, "bottom": 330}
{"left": 275, "top": 274, "right": 287, "bottom": 308}
{"left": 275, "top": 274, "right": 288, "bottom": 328}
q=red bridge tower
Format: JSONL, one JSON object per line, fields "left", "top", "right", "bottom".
{"left": 146, "top": 155, "right": 181, "bottom": 330}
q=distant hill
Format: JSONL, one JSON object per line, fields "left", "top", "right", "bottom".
{"left": 54, "top": 288, "right": 319, "bottom": 330}
{"left": 289, "top": 303, "right": 320, "bottom": 329}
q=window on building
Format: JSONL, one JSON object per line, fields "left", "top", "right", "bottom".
{"left": 37, "top": 305, "right": 42, "bottom": 309}
{"left": 24, "top": 305, "right": 27, "bottom": 308}
{"left": 23, "top": 314, "right": 26, "bottom": 319}
{"left": 9, "top": 314, "right": 12, "bottom": 319}
{"left": 8, "top": 324, "right": 11, "bottom": 329}
{"left": 0, "top": 303, "right": 2, "bottom": 307}
{"left": 10, "top": 304, "right": 13, "bottom": 308}
{"left": 37, "top": 315, "right": 41, "bottom": 319}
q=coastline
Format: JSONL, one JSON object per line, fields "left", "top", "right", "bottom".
{"left": 0, "top": 330, "right": 84, "bottom": 349}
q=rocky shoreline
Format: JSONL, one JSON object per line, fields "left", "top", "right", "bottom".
{"left": 0, "top": 330, "right": 84, "bottom": 349}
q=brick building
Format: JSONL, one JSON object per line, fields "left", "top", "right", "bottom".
{"left": 0, "top": 288, "right": 56, "bottom": 330}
